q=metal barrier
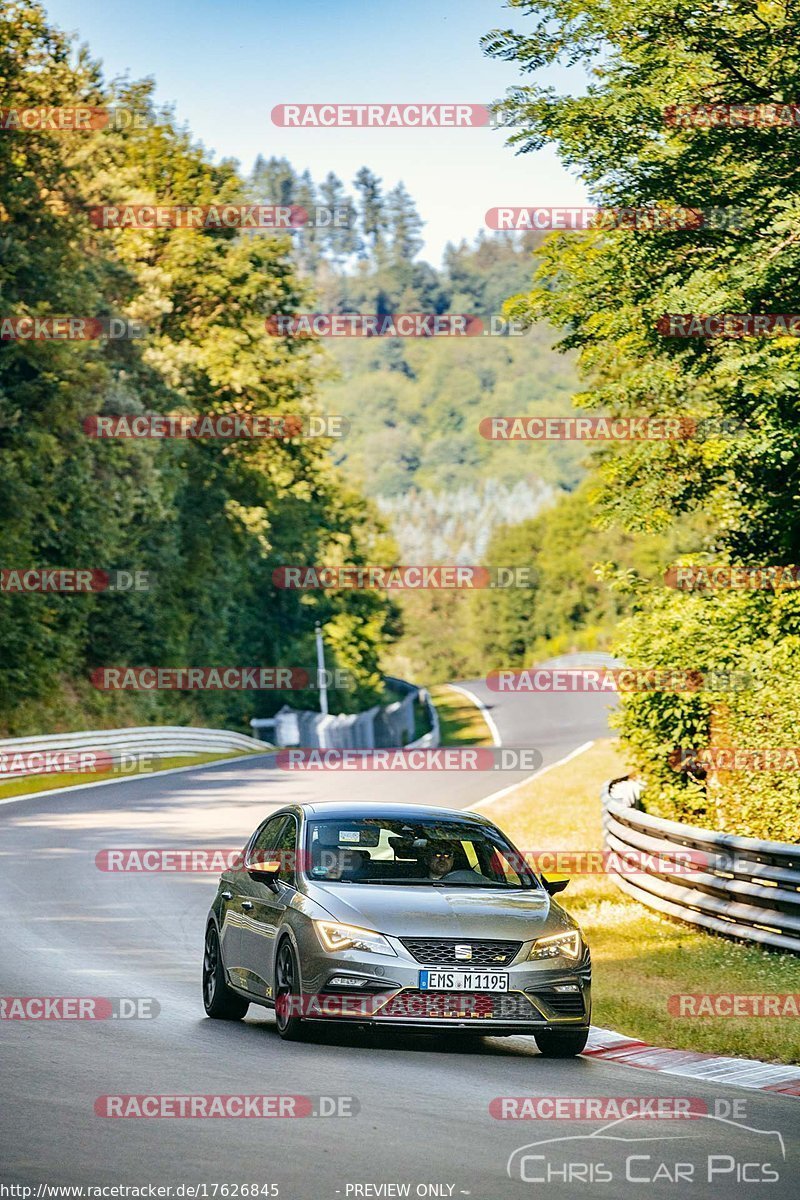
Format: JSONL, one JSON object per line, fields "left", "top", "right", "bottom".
{"left": 405, "top": 688, "right": 440, "bottom": 749}
{"left": 602, "top": 779, "right": 800, "bottom": 954}
{"left": 251, "top": 677, "right": 438, "bottom": 750}
{"left": 0, "top": 725, "right": 269, "bottom": 781}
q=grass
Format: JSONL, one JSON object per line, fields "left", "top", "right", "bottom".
{"left": 485, "top": 738, "right": 800, "bottom": 1064}
{"left": 428, "top": 684, "right": 495, "bottom": 747}
{"left": 0, "top": 750, "right": 256, "bottom": 801}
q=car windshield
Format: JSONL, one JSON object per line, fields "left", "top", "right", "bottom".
{"left": 305, "top": 816, "right": 540, "bottom": 889}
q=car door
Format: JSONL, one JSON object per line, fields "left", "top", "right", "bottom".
{"left": 222, "top": 814, "right": 288, "bottom": 993}
{"left": 238, "top": 814, "right": 299, "bottom": 1000}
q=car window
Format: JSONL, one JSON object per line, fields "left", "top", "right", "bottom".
{"left": 305, "top": 817, "right": 539, "bottom": 889}
{"left": 249, "top": 815, "right": 290, "bottom": 861}
{"left": 274, "top": 816, "right": 297, "bottom": 886}
{"left": 488, "top": 844, "right": 525, "bottom": 887}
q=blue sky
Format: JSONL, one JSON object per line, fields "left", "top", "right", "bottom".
{"left": 44, "top": 0, "right": 587, "bottom": 263}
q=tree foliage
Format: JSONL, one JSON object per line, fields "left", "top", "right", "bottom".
{"left": 483, "top": 0, "right": 800, "bottom": 840}
{"left": 0, "top": 1, "right": 398, "bottom": 735}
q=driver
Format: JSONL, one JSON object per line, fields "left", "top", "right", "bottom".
{"left": 421, "top": 840, "right": 484, "bottom": 883}
{"left": 318, "top": 847, "right": 362, "bottom": 881}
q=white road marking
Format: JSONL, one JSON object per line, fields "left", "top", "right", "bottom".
{"left": 0, "top": 752, "right": 276, "bottom": 808}
{"left": 443, "top": 682, "right": 501, "bottom": 747}
{"left": 470, "top": 740, "right": 595, "bottom": 811}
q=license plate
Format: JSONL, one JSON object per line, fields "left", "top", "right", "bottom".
{"left": 419, "top": 970, "right": 509, "bottom": 992}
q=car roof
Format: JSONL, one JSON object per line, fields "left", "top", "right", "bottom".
{"left": 276, "top": 801, "right": 493, "bottom": 824}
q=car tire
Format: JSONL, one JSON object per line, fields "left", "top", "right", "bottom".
{"left": 203, "top": 924, "right": 249, "bottom": 1020}
{"left": 274, "top": 938, "right": 308, "bottom": 1041}
{"left": 533, "top": 1027, "right": 589, "bottom": 1057}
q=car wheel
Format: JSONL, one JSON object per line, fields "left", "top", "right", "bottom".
{"left": 274, "top": 938, "right": 307, "bottom": 1041}
{"left": 533, "top": 1027, "right": 589, "bottom": 1057}
{"left": 203, "top": 924, "right": 249, "bottom": 1020}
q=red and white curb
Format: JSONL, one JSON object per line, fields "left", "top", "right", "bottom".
{"left": 584, "top": 1026, "right": 800, "bottom": 1096}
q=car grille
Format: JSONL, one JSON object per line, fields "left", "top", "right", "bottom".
{"left": 376, "top": 991, "right": 537, "bottom": 1021}
{"left": 400, "top": 938, "right": 522, "bottom": 966}
{"left": 528, "top": 988, "right": 586, "bottom": 1018}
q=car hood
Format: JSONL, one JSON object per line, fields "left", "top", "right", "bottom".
{"left": 305, "top": 881, "right": 575, "bottom": 941}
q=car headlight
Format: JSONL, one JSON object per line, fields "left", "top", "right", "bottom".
{"left": 527, "top": 930, "right": 582, "bottom": 961}
{"left": 313, "top": 920, "right": 397, "bottom": 956}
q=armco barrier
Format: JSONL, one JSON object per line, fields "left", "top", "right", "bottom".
{"left": 0, "top": 725, "right": 269, "bottom": 781}
{"left": 602, "top": 779, "right": 800, "bottom": 954}
{"left": 405, "top": 688, "right": 440, "bottom": 749}
{"left": 251, "top": 677, "right": 439, "bottom": 750}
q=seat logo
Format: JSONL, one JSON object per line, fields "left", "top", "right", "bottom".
{"left": 454, "top": 944, "right": 473, "bottom": 961}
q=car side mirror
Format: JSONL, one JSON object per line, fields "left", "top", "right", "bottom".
{"left": 542, "top": 876, "right": 569, "bottom": 895}
{"left": 247, "top": 859, "right": 281, "bottom": 889}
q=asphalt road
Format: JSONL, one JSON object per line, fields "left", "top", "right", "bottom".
{"left": 1, "top": 670, "right": 797, "bottom": 1199}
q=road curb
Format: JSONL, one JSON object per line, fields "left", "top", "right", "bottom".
{"left": 584, "top": 1026, "right": 800, "bottom": 1096}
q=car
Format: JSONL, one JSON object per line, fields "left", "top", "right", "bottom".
{"left": 202, "top": 801, "right": 591, "bottom": 1055}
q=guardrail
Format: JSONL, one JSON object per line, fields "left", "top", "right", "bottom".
{"left": 405, "top": 688, "right": 440, "bottom": 749}
{"left": 602, "top": 779, "right": 800, "bottom": 954}
{"left": 250, "top": 677, "right": 438, "bottom": 750}
{"left": 0, "top": 726, "right": 269, "bottom": 781}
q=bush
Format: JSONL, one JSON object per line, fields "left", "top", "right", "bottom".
{"left": 614, "top": 581, "right": 800, "bottom": 843}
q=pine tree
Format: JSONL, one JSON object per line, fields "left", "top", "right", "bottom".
{"left": 353, "top": 167, "right": 388, "bottom": 261}
{"left": 319, "top": 171, "right": 360, "bottom": 267}
{"left": 249, "top": 155, "right": 296, "bottom": 207}
{"left": 386, "top": 181, "right": 424, "bottom": 264}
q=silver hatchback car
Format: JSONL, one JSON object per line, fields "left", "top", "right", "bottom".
{"left": 203, "top": 801, "right": 591, "bottom": 1055}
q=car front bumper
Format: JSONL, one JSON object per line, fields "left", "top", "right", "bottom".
{"left": 285, "top": 932, "right": 592, "bottom": 1030}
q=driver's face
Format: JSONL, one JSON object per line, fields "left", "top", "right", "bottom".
{"left": 322, "top": 849, "right": 355, "bottom": 879}
{"left": 427, "top": 849, "right": 454, "bottom": 878}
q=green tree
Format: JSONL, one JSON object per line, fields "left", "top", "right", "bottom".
{"left": 318, "top": 171, "right": 360, "bottom": 267}
{"left": 386, "top": 181, "right": 424, "bottom": 265}
{"left": 353, "top": 166, "right": 388, "bottom": 261}
{"left": 483, "top": 0, "right": 800, "bottom": 839}
{"left": 249, "top": 155, "right": 297, "bottom": 207}
{"left": 0, "top": 1, "right": 400, "bottom": 735}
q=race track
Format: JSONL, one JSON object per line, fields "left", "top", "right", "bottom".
{"left": 1, "top": 677, "right": 797, "bottom": 1198}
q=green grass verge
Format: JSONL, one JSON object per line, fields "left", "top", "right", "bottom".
{"left": 0, "top": 750, "right": 256, "bottom": 801}
{"left": 428, "top": 685, "right": 495, "bottom": 747}
{"left": 484, "top": 738, "right": 800, "bottom": 1064}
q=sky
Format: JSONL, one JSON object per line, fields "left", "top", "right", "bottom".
{"left": 43, "top": 0, "right": 588, "bottom": 264}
